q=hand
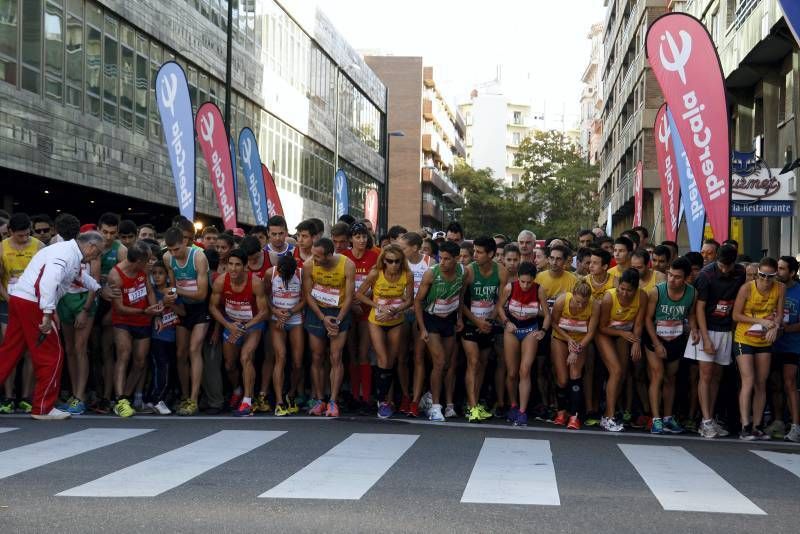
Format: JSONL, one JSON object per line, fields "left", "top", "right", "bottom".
{"left": 145, "top": 303, "right": 164, "bottom": 316}
{"left": 534, "top": 329, "right": 545, "bottom": 341}
{"left": 322, "top": 316, "right": 339, "bottom": 332}
{"left": 655, "top": 344, "right": 667, "bottom": 359}
{"left": 567, "top": 352, "right": 578, "bottom": 366}
{"left": 631, "top": 343, "right": 642, "bottom": 362}
{"left": 568, "top": 340, "right": 581, "bottom": 354}
{"left": 765, "top": 325, "right": 778, "bottom": 344}
{"left": 39, "top": 314, "right": 53, "bottom": 335}
{"left": 690, "top": 328, "right": 700, "bottom": 345}
{"left": 760, "top": 319, "right": 776, "bottom": 330}
{"left": 154, "top": 317, "right": 164, "bottom": 333}
{"left": 702, "top": 336, "right": 716, "bottom": 356}
{"left": 163, "top": 291, "right": 178, "bottom": 306}
{"left": 226, "top": 324, "right": 243, "bottom": 344}
{"left": 420, "top": 328, "right": 430, "bottom": 343}
{"left": 621, "top": 331, "right": 639, "bottom": 344}
{"left": 476, "top": 318, "right": 492, "bottom": 334}
{"left": 101, "top": 283, "right": 120, "bottom": 301}
{"left": 456, "top": 318, "right": 464, "bottom": 333}
{"left": 74, "top": 310, "right": 89, "bottom": 329}
{"left": 504, "top": 321, "right": 517, "bottom": 334}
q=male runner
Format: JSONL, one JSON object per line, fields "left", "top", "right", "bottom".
{"left": 608, "top": 236, "right": 634, "bottom": 281}
{"left": 517, "top": 230, "right": 536, "bottom": 264}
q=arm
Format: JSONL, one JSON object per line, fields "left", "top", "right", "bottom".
{"left": 399, "top": 272, "right": 414, "bottom": 314}
{"left": 630, "top": 290, "right": 647, "bottom": 361}
{"left": 414, "top": 270, "right": 434, "bottom": 341}
{"left": 549, "top": 295, "right": 568, "bottom": 341}
{"left": 644, "top": 287, "right": 665, "bottom": 358}
{"left": 579, "top": 300, "right": 600, "bottom": 347}
{"left": 337, "top": 259, "right": 356, "bottom": 324}
{"left": 303, "top": 262, "right": 325, "bottom": 322}
{"left": 208, "top": 276, "right": 232, "bottom": 331}
{"left": 696, "top": 299, "right": 714, "bottom": 353}
{"left": 354, "top": 269, "right": 380, "bottom": 308}
{"left": 732, "top": 283, "right": 760, "bottom": 325}
{"left": 496, "top": 282, "right": 511, "bottom": 329}
{"left": 456, "top": 267, "right": 471, "bottom": 332}
{"left": 688, "top": 292, "right": 700, "bottom": 345}
{"left": 598, "top": 293, "right": 618, "bottom": 337}
{"left": 767, "top": 284, "right": 785, "bottom": 343}
{"left": 117, "top": 243, "right": 128, "bottom": 263}
{"left": 538, "top": 286, "right": 551, "bottom": 334}
{"left": 0, "top": 244, "right": 6, "bottom": 301}
{"left": 245, "top": 276, "right": 270, "bottom": 330}
{"left": 107, "top": 269, "right": 141, "bottom": 316}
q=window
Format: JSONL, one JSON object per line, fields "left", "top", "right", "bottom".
{"left": 65, "top": 10, "right": 83, "bottom": 109}
{"left": 513, "top": 111, "right": 522, "bottom": 125}
{"left": 512, "top": 132, "right": 521, "bottom": 146}
{"left": 44, "top": 1, "right": 64, "bottom": 101}
{"left": 0, "top": 0, "right": 18, "bottom": 85}
{"left": 134, "top": 33, "right": 147, "bottom": 134}
{"left": 85, "top": 10, "right": 101, "bottom": 117}
{"left": 103, "top": 14, "right": 118, "bottom": 124}
{"left": 119, "top": 25, "right": 134, "bottom": 130}
{"left": 726, "top": 0, "right": 736, "bottom": 28}
{"left": 149, "top": 41, "right": 161, "bottom": 139}
{"left": 21, "top": 0, "right": 42, "bottom": 94}
{"left": 710, "top": 10, "right": 720, "bottom": 43}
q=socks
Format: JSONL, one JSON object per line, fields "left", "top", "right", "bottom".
{"left": 242, "top": 396, "right": 252, "bottom": 405}
{"left": 359, "top": 363, "right": 373, "bottom": 401}
{"left": 568, "top": 378, "right": 583, "bottom": 416}
{"left": 376, "top": 367, "right": 394, "bottom": 403}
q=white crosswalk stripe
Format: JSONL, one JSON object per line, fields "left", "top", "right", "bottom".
{"left": 260, "top": 433, "right": 418, "bottom": 500}
{"left": 0, "top": 427, "right": 18, "bottom": 434}
{"left": 0, "top": 428, "right": 153, "bottom": 480}
{"left": 58, "top": 430, "right": 285, "bottom": 497}
{"left": 619, "top": 444, "right": 766, "bottom": 514}
{"left": 461, "top": 438, "right": 560, "bottom": 505}
{"left": 751, "top": 450, "right": 800, "bottom": 480}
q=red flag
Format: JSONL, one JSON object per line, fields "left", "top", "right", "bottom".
{"left": 196, "top": 102, "right": 237, "bottom": 230}
{"left": 261, "top": 164, "right": 284, "bottom": 217}
{"left": 364, "top": 189, "right": 379, "bottom": 230}
{"left": 633, "top": 161, "right": 644, "bottom": 227}
{"left": 654, "top": 104, "right": 681, "bottom": 242}
{"left": 646, "top": 13, "right": 729, "bottom": 242}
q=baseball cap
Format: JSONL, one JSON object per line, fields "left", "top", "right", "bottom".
{"left": 232, "top": 228, "right": 245, "bottom": 238}
{"left": 79, "top": 223, "right": 97, "bottom": 233}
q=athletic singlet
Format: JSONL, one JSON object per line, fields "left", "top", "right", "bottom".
{"left": 369, "top": 270, "right": 408, "bottom": 327}
{"left": 466, "top": 262, "right": 501, "bottom": 323}
{"left": 506, "top": 280, "right": 540, "bottom": 329}
{"left": 424, "top": 263, "right": 464, "bottom": 316}
{"left": 111, "top": 265, "right": 151, "bottom": 327}
{"left": 653, "top": 282, "right": 695, "bottom": 341}
{"left": 734, "top": 281, "right": 780, "bottom": 347}
{"left": 249, "top": 251, "right": 271, "bottom": 280}
{"left": 607, "top": 288, "right": 640, "bottom": 331}
{"left": 608, "top": 264, "right": 629, "bottom": 281}
{"left": 344, "top": 248, "right": 379, "bottom": 293}
{"left": 774, "top": 282, "right": 800, "bottom": 352}
{"left": 408, "top": 254, "right": 434, "bottom": 296}
{"left": 639, "top": 271, "right": 660, "bottom": 293}
{"left": 586, "top": 273, "right": 614, "bottom": 301}
{"left": 265, "top": 242, "right": 294, "bottom": 264}
{"left": 1, "top": 237, "right": 41, "bottom": 298}
{"left": 171, "top": 247, "right": 204, "bottom": 304}
{"left": 535, "top": 270, "right": 578, "bottom": 312}
{"left": 292, "top": 247, "right": 311, "bottom": 269}
{"left": 222, "top": 271, "right": 259, "bottom": 322}
{"left": 100, "top": 241, "right": 121, "bottom": 277}
{"left": 271, "top": 268, "right": 302, "bottom": 325}
{"left": 310, "top": 254, "right": 347, "bottom": 308}
{"left": 554, "top": 292, "right": 593, "bottom": 342}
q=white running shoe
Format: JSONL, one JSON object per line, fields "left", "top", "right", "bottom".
{"left": 713, "top": 420, "right": 729, "bottom": 437}
{"left": 428, "top": 403, "right": 445, "bottom": 422}
{"left": 444, "top": 404, "right": 457, "bottom": 418}
{"left": 30, "top": 407, "right": 71, "bottom": 420}
{"left": 150, "top": 401, "right": 171, "bottom": 415}
{"left": 600, "top": 416, "right": 623, "bottom": 432}
{"left": 419, "top": 391, "right": 433, "bottom": 413}
{"left": 785, "top": 423, "right": 800, "bottom": 443}
{"left": 699, "top": 420, "right": 719, "bottom": 439}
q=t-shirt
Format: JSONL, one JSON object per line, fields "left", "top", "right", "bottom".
{"left": 535, "top": 270, "right": 578, "bottom": 312}
{"left": 774, "top": 282, "right": 800, "bottom": 353}
{"left": 694, "top": 262, "right": 746, "bottom": 332}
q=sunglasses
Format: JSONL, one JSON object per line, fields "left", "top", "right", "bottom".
{"left": 384, "top": 258, "right": 401, "bottom": 265}
{"left": 34, "top": 228, "right": 50, "bottom": 234}
{"left": 757, "top": 271, "right": 776, "bottom": 279}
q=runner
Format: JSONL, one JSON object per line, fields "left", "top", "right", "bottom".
{"left": 517, "top": 230, "right": 536, "bottom": 264}
{"left": 700, "top": 239, "right": 720, "bottom": 266}
{"left": 630, "top": 249, "right": 665, "bottom": 292}
{"left": 577, "top": 230, "right": 595, "bottom": 249}
{"left": 458, "top": 242, "right": 474, "bottom": 266}
{"left": 356, "top": 244, "right": 414, "bottom": 418}
{"left": 632, "top": 226, "right": 650, "bottom": 249}
{"left": 732, "top": 256, "right": 785, "bottom": 440}
{"left": 595, "top": 268, "right": 647, "bottom": 432}
{"left": 608, "top": 236, "right": 634, "bottom": 281}
{"left": 575, "top": 248, "right": 592, "bottom": 277}
{"left": 496, "top": 261, "right": 549, "bottom": 426}
{"left": 586, "top": 248, "right": 615, "bottom": 301}
{"left": 330, "top": 222, "right": 351, "bottom": 254}
{"left": 687, "top": 244, "right": 743, "bottom": 438}
{"left": 415, "top": 240, "right": 466, "bottom": 422}
{"left": 266, "top": 254, "right": 305, "bottom": 416}
{"left": 293, "top": 219, "right": 317, "bottom": 268}
{"left": 502, "top": 244, "right": 521, "bottom": 283}
{"left": 643, "top": 257, "right": 698, "bottom": 435}
{"left": 214, "top": 233, "right": 235, "bottom": 273}
{"left": 163, "top": 226, "right": 211, "bottom": 416}
{"left": 445, "top": 222, "right": 464, "bottom": 243}
{"left": 550, "top": 279, "right": 599, "bottom": 429}
{"left": 118, "top": 220, "right": 138, "bottom": 250}
{"left": 31, "top": 214, "right": 54, "bottom": 245}
{"left": 137, "top": 224, "right": 156, "bottom": 242}
{"left": 302, "top": 237, "right": 356, "bottom": 417}
{"left": 209, "top": 249, "right": 269, "bottom": 417}
{"left": 774, "top": 256, "right": 800, "bottom": 442}
{"left": 651, "top": 245, "right": 672, "bottom": 275}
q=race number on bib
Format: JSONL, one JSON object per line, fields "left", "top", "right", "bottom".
{"left": 433, "top": 295, "right": 459, "bottom": 315}
{"left": 508, "top": 299, "right": 538, "bottom": 320}
{"left": 355, "top": 274, "right": 367, "bottom": 291}
{"left": 712, "top": 300, "right": 733, "bottom": 318}
{"left": 127, "top": 285, "right": 147, "bottom": 304}
{"left": 470, "top": 300, "right": 494, "bottom": 320}
{"left": 177, "top": 279, "right": 199, "bottom": 293}
{"left": 162, "top": 311, "right": 179, "bottom": 327}
{"left": 273, "top": 289, "right": 300, "bottom": 310}
{"left": 225, "top": 301, "right": 254, "bottom": 321}
{"left": 609, "top": 320, "right": 633, "bottom": 331}
{"left": 377, "top": 297, "right": 404, "bottom": 308}
{"left": 656, "top": 319, "right": 684, "bottom": 339}
{"left": 311, "top": 284, "right": 340, "bottom": 307}
{"left": 746, "top": 323, "right": 765, "bottom": 337}
{"left": 558, "top": 317, "right": 588, "bottom": 334}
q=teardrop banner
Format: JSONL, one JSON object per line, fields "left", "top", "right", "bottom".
{"left": 633, "top": 161, "right": 643, "bottom": 227}
{"left": 334, "top": 169, "right": 349, "bottom": 220}
{"left": 654, "top": 104, "right": 681, "bottom": 242}
{"left": 667, "top": 107, "right": 706, "bottom": 251}
{"left": 646, "top": 12, "right": 729, "bottom": 242}
{"left": 196, "top": 102, "right": 237, "bottom": 230}
{"left": 155, "top": 61, "right": 195, "bottom": 222}
{"left": 238, "top": 127, "right": 269, "bottom": 226}
{"left": 779, "top": 0, "right": 800, "bottom": 44}
{"left": 364, "top": 189, "right": 379, "bottom": 230}
{"left": 261, "top": 164, "right": 284, "bottom": 217}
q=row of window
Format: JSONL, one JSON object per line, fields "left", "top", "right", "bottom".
{"left": 183, "top": 0, "right": 258, "bottom": 54}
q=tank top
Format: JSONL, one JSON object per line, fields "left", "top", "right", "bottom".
{"left": 369, "top": 270, "right": 408, "bottom": 327}
{"left": 344, "top": 248, "right": 379, "bottom": 293}
{"left": 271, "top": 268, "right": 303, "bottom": 325}
{"left": 506, "top": 280, "right": 540, "bottom": 328}
{"left": 607, "top": 288, "right": 640, "bottom": 331}
{"left": 249, "top": 251, "right": 271, "bottom": 280}
{"left": 310, "top": 254, "right": 347, "bottom": 308}
{"left": 424, "top": 263, "right": 464, "bottom": 316}
{"left": 292, "top": 247, "right": 310, "bottom": 269}
{"left": 408, "top": 254, "right": 433, "bottom": 297}
{"left": 467, "top": 262, "right": 501, "bottom": 323}
{"left": 639, "top": 271, "right": 660, "bottom": 293}
{"left": 653, "top": 282, "right": 695, "bottom": 341}
{"left": 734, "top": 281, "right": 780, "bottom": 347}
{"left": 265, "top": 242, "right": 295, "bottom": 267}
{"left": 774, "top": 282, "right": 800, "bottom": 352}
{"left": 535, "top": 270, "right": 578, "bottom": 312}
{"left": 171, "top": 247, "right": 204, "bottom": 304}
{"left": 100, "top": 241, "right": 121, "bottom": 277}
{"left": 554, "top": 292, "right": 593, "bottom": 342}
{"left": 111, "top": 265, "right": 151, "bottom": 327}
{"left": 1, "top": 237, "right": 41, "bottom": 298}
{"left": 222, "top": 271, "right": 259, "bottom": 323}
{"left": 586, "top": 272, "right": 614, "bottom": 301}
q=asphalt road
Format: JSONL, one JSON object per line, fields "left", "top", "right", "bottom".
{"left": 1, "top": 413, "right": 799, "bottom": 533}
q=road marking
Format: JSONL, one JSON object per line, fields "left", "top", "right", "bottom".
{"left": 58, "top": 430, "right": 284, "bottom": 497}
{"left": 751, "top": 450, "right": 800, "bottom": 480}
{"left": 0, "top": 427, "right": 18, "bottom": 434}
{"left": 260, "top": 433, "right": 418, "bottom": 500}
{"left": 619, "top": 444, "right": 765, "bottom": 514}
{"left": 461, "top": 438, "right": 560, "bottom": 505}
{"left": 0, "top": 428, "right": 153, "bottom": 479}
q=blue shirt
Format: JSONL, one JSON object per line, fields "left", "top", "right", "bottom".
{"left": 774, "top": 282, "right": 800, "bottom": 353}
{"left": 152, "top": 288, "right": 180, "bottom": 343}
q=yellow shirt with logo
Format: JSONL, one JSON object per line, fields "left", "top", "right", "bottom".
{"left": 734, "top": 281, "right": 780, "bottom": 347}
{"left": 1, "top": 237, "right": 42, "bottom": 300}
{"left": 310, "top": 254, "right": 347, "bottom": 308}
{"left": 368, "top": 270, "right": 408, "bottom": 327}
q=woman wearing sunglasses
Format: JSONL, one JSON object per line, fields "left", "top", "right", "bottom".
{"left": 356, "top": 244, "right": 414, "bottom": 419}
{"left": 733, "top": 256, "right": 785, "bottom": 440}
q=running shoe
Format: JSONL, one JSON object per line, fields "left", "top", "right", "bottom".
{"left": 739, "top": 424, "right": 755, "bottom": 441}
{"left": 785, "top": 423, "right": 800, "bottom": 443}
{"left": 532, "top": 403, "right": 548, "bottom": 421}
{"left": 274, "top": 403, "right": 291, "bottom": 417}
{"left": 467, "top": 406, "right": 482, "bottom": 423}
{"left": 428, "top": 403, "right": 445, "bottom": 422}
{"left": 622, "top": 410, "right": 633, "bottom": 425}
{"left": 253, "top": 394, "right": 271, "bottom": 413}
{"left": 764, "top": 420, "right": 785, "bottom": 440}
{"left": 66, "top": 398, "right": 86, "bottom": 415}
{"left": 287, "top": 397, "right": 300, "bottom": 415}
{"left": 662, "top": 417, "right": 685, "bottom": 434}
{"left": 506, "top": 406, "right": 520, "bottom": 424}
{"left": 492, "top": 404, "right": 506, "bottom": 419}
{"left": 407, "top": 403, "right": 420, "bottom": 418}
{"left": 631, "top": 415, "right": 650, "bottom": 429}
{"left": 514, "top": 411, "right": 528, "bottom": 427}
{"left": 477, "top": 404, "right": 493, "bottom": 421}
{"left": 650, "top": 418, "right": 664, "bottom": 434}
{"left": 177, "top": 399, "right": 198, "bottom": 416}
{"left": 17, "top": 399, "right": 32, "bottom": 414}
{"left": 567, "top": 415, "right": 581, "bottom": 430}
{"left": 30, "top": 407, "right": 71, "bottom": 420}
{"left": 308, "top": 400, "right": 326, "bottom": 416}
{"left": 93, "top": 398, "right": 112, "bottom": 415}
{"left": 600, "top": 416, "right": 623, "bottom": 432}
{"left": 132, "top": 395, "right": 144, "bottom": 412}
{"left": 399, "top": 396, "right": 411, "bottom": 415}
{"left": 419, "top": 392, "right": 433, "bottom": 413}
{"left": 713, "top": 420, "right": 729, "bottom": 437}
{"left": 584, "top": 413, "right": 601, "bottom": 427}
{"left": 553, "top": 411, "right": 567, "bottom": 426}
{"left": 229, "top": 391, "right": 243, "bottom": 410}
{"left": 113, "top": 398, "right": 135, "bottom": 418}
{"left": 444, "top": 404, "right": 457, "bottom": 418}
{"left": 325, "top": 400, "right": 340, "bottom": 417}
{"left": 152, "top": 401, "right": 171, "bottom": 415}
{"left": 752, "top": 427, "right": 770, "bottom": 441}
{"left": 56, "top": 396, "right": 75, "bottom": 411}
{"left": 699, "top": 420, "right": 719, "bottom": 439}
{"left": 0, "top": 397, "right": 14, "bottom": 414}
{"left": 378, "top": 402, "right": 394, "bottom": 419}
{"left": 233, "top": 401, "right": 253, "bottom": 417}
{"left": 682, "top": 418, "right": 698, "bottom": 433}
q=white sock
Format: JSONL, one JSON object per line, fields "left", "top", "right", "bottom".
{"left": 243, "top": 396, "right": 252, "bottom": 405}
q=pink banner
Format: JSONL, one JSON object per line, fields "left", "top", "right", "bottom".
{"left": 654, "top": 104, "right": 680, "bottom": 242}
{"left": 196, "top": 102, "right": 237, "bottom": 230}
{"left": 261, "top": 164, "right": 284, "bottom": 217}
{"left": 364, "top": 189, "right": 378, "bottom": 230}
{"left": 633, "top": 161, "right": 643, "bottom": 227}
{"left": 646, "top": 12, "right": 729, "bottom": 242}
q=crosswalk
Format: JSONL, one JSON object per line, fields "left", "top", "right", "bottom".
{"left": 1, "top": 426, "right": 799, "bottom": 514}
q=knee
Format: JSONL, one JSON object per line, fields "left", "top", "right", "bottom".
{"left": 507, "top": 368, "right": 520, "bottom": 381}
{"left": 431, "top": 359, "right": 445, "bottom": 372}
{"left": 784, "top": 376, "right": 797, "bottom": 393}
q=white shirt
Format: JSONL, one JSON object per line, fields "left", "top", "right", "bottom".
{"left": 10, "top": 240, "right": 84, "bottom": 312}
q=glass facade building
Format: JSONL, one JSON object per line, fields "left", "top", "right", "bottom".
{"left": 0, "top": 0, "right": 387, "bottom": 231}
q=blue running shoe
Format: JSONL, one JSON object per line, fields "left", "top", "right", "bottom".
{"left": 663, "top": 417, "right": 685, "bottom": 434}
{"left": 66, "top": 398, "right": 86, "bottom": 415}
{"left": 514, "top": 412, "right": 528, "bottom": 427}
{"left": 506, "top": 406, "right": 520, "bottom": 423}
{"left": 233, "top": 401, "right": 253, "bottom": 417}
{"left": 377, "top": 402, "right": 393, "bottom": 419}
{"left": 650, "top": 417, "right": 664, "bottom": 434}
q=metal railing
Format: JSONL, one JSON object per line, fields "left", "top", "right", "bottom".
{"left": 734, "top": 0, "right": 761, "bottom": 31}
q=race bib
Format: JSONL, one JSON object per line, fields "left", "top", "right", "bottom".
{"left": 377, "top": 297, "right": 404, "bottom": 308}
{"left": 126, "top": 284, "right": 147, "bottom": 304}
{"left": 311, "top": 284, "right": 340, "bottom": 307}
{"left": 470, "top": 300, "right": 494, "bottom": 320}
{"left": 609, "top": 320, "right": 633, "bottom": 331}
{"left": 559, "top": 317, "right": 588, "bottom": 333}
{"left": 784, "top": 308, "right": 791, "bottom": 324}
{"left": 508, "top": 299, "right": 538, "bottom": 320}
{"left": 546, "top": 298, "right": 556, "bottom": 312}
{"left": 355, "top": 273, "right": 367, "bottom": 291}
{"left": 162, "top": 310, "right": 179, "bottom": 327}
{"left": 177, "top": 279, "right": 198, "bottom": 293}
{"left": 225, "top": 300, "right": 254, "bottom": 321}
{"left": 7, "top": 276, "right": 19, "bottom": 291}
{"left": 433, "top": 295, "right": 459, "bottom": 315}
{"left": 712, "top": 300, "right": 733, "bottom": 318}
{"left": 656, "top": 319, "right": 684, "bottom": 340}
{"left": 746, "top": 323, "right": 765, "bottom": 337}
{"left": 273, "top": 289, "right": 300, "bottom": 310}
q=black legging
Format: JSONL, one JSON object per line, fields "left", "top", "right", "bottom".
{"left": 148, "top": 339, "right": 176, "bottom": 403}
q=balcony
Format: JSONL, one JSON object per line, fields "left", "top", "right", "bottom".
{"left": 454, "top": 136, "right": 466, "bottom": 158}
{"left": 734, "top": 0, "right": 761, "bottom": 31}
{"left": 423, "top": 66, "right": 434, "bottom": 88}
{"left": 422, "top": 167, "right": 461, "bottom": 199}
{"left": 423, "top": 98, "right": 433, "bottom": 121}
{"left": 422, "top": 201, "right": 444, "bottom": 223}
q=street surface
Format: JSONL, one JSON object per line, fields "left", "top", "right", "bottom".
{"left": 1, "top": 414, "right": 799, "bottom": 533}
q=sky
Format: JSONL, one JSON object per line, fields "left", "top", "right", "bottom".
{"left": 318, "top": 0, "right": 608, "bottom": 129}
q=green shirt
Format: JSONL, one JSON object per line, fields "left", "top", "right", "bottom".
{"left": 424, "top": 264, "right": 464, "bottom": 316}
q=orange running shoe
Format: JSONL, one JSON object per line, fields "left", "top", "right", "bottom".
{"left": 553, "top": 410, "right": 568, "bottom": 426}
{"left": 567, "top": 415, "right": 581, "bottom": 430}
{"left": 308, "top": 399, "right": 327, "bottom": 416}
{"left": 325, "top": 400, "right": 340, "bottom": 417}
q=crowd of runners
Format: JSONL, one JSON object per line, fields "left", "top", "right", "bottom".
{"left": 0, "top": 209, "right": 798, "bottom": 442}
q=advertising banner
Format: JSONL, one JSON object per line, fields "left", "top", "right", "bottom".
{"left": 731, "top": 154, "right": 796, "bottom": 216}
{"left": 667, "top": 108, "right": 705, "bottom": 251}
{"left": 364, "top": 189, "right": 379, "bottom": 230}
{"left": 633, "top": 161, "right": 644, "bottom": 227}
{"left": 646, "top": 13, "right": 730, "bottom": 242}
{"left": 262, "top": 164, "right": 284, "bottom": 218}
{"left": 334, "top": 169, "right": 349, "bottom": 220}
{"left": 155, "top": 61, "right": 195, "bottom": 221}
{"left": 238, "top": 128, "right": 269, "bottom": 226}
{"left": 654, "top": 104, "right": 681, "bottom": 242}
{"left": 196, "top": 102, "right": 237, "bottom": 230}
{"left": 779, "top": 0, "right": 800, "bottom": 44}
{"left": 230, "top": 136, "right": 239, "bottom": 212}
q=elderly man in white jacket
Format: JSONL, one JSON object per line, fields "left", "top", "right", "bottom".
{"left": 0, "top": 231, "right": 104, "bottom": 419}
